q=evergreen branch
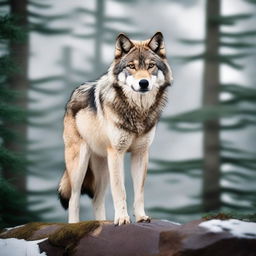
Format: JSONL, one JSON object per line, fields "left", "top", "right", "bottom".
{"left": 0, "top": 56, "right": 18, "bottom": 75}
{"left": 73, "top": 7, "right": 95, "bottom": 16}
{"left": 30, "top": 75, "right": 63, "bottom": 85}
{"left": 220, "top": 41, "right": 256, "bottom": 49}
{"left": 28, "top": 169, "right": 52, "bottom": 178}
{"left": 218, "top": 53, "right": 251, "bottom": 69}
{"left": 28, "top": 118, "right": 61, "bottom": 128}
{"left": 209, "top": 14, "right": 253, "bottom": 26}
{"left": 222, "top": 171, "right": 255, "bottom": 181}
{"left": 0, "top": 15, "right": 25, "bottom": 41}
{"left": 220, "top": 119, "right": 256, "bottom": 130}
{"left": 149, "top": 158, "right": 202, "bottom": 175}
{"left": 221, "top": 144, "right": 256, "bottom": 157}
{"left": 104, "top": 16, "right": 131, "bottom": 24}
{"left": 221, "top": 84, "right": 256, "bottom": 102}
{"left": 29, "top": 23, "right": 70, "bottom": 35}
{"left": 27, "top": 145, "right": 63, "bottom": 155}
{"left": 149, "top": 204, "right": 202, "bottom": 215}
{"left": 219, "top": 53, "right": 252, "bottom": 60}
{"left": 0, "top": 147, "right": 27, "bottom": 171}
{"left": 162, "top": 106, "right": 233, "bottom": 123}
{"left": 0, "top": 178, "right": 42, "bottom": 228}
{"left": 162, "top": 105, "right": 256, "bottom": 126}
{"left": 30, "top": 85, "right": 62, "bottom": 95}
{"left": 173, "top": 53, "right": 205, "bottom": 62}
{"left": 27, "top": 189, "right": 57, "bottom": 196}
{"left": 28, "top": 11, "right": 67, "bottom": 22}
{"left": 222, "top": 156, "right": 256, "bottom": 169}
{"left": 222, "top": 201, "right": 254, "bottom": 210}
{"left": 0, "top": 102, "right": 27, "bottom": 122}
{"left": 0, "top": 87, "right": 21, "bottom": 100}
{"left": 163, "top": 122, "right": 202, "bottom": 132}
{"left": 28, "top": 0, "right": 51, "bottom": 9}
{"left": 29, "top": 206, "right": 54, "bottom": 215}
{"left": 72, "top": 33, "right": 96, "bottom": 39}
{"left": 178, "top": 38, "right": 205, "bottom": 45}
{"left": 222, "top": 59, "right": 244, "bottom": 69}
{"left": 0, "top": 125, "right": 22, "bottom": 142}
{"left": 221, "top": 30, "right": 256, "bottom": 38}
{"left": 222, "top": 187, "right": 256, "bottom": 197}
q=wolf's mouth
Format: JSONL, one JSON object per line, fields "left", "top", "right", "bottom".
{"left": 131, "top": 85, "right": 149, "bottom": 93}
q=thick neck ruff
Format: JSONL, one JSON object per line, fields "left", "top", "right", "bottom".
{"left": 108, "top": 82, "right": 169, "bottom": 135}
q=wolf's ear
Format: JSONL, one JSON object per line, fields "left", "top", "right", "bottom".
{"left": 115, "top": 33, "right": 134, "bottom": 58}
{"left": 148, "top": 32, "right": 166, "bottom": 58}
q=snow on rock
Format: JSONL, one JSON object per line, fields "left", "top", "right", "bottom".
{"left": 0, "top": 238, "right": 47, "bottom": 256}
{"left": 199, "top": 219, "right": 256, "bottom": 239}
{"left": 161, "top": 219, "right": 181, "bottom": 225}
{"left": 6, "top": 225, "right": 25, "bottom": 231}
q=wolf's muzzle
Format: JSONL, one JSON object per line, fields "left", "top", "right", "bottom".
{"left": 139, "top": 79, "right": 149, "bottom": 92}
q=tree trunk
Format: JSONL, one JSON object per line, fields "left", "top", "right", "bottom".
{"left": 3, "top": 0, "right": 29, "bottom": 193}
{"left": 202, "top": 0, "right": 221, "bottom": 211}
{"left": 94, "top": 0, "right": 104, "bottom": 72}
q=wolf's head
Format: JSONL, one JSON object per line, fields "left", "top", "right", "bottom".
{"left": 113, "top": 32, "right": 172, "bottom": 94}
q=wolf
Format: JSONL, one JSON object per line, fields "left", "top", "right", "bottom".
{"left": 58, "top": 32, "right": 173, "bottom": 225}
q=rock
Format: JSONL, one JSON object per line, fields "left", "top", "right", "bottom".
{"left": 0, "top": 219, "right": 256, "bottom": 256}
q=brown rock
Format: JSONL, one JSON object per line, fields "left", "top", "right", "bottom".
{"left": 0, "top": 219, "right": 255, "bottom": 256}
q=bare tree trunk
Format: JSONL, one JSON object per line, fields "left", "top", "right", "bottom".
{"left": 3, "top": 0, "right": 29, "bottom": 193}
{"left": 202, "top": 0, "right": 221, "bottom": 211}
{"left": 94, "top": 0, "right": 104, "bottom": 72}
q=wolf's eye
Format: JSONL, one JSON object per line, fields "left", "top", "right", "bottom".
{"left": 148, "top": 63, "right": 155, "bottom": 69}
{"left": 127, "top": 64, "right": 135, "bottom": 69}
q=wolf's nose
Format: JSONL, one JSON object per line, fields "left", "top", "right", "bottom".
{"left": 139, "top": 79, "right": 149, "bottom": 89}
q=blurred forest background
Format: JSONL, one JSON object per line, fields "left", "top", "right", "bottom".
{"left": 0, "top": 0, "right": 256, "bottom": 228}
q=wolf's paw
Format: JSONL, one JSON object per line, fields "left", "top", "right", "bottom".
{"left": 136, "top": 215, "right": 151, "bottom": 223}
{"left": 114, "top": 215, "right": 130, "bottom": 226}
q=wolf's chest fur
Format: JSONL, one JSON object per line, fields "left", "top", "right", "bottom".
{"left": 108, "top": 85, "right": 167, "bottom": 135}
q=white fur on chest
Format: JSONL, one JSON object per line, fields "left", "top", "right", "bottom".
{"left": 75, "top": 109, "right": 156, "bottom": 156}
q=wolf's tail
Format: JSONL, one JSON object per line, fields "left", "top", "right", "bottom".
{"left": 58, "top": 170, "right": 71, "bottom": 209}
{"left": 58, "top": 167, "right": 95, "bottom": 209}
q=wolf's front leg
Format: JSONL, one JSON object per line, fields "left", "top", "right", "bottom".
{"left": 107, "top": 148, "right": 130, "bottom": 225}
{"left": 131, "top": 149, "right": 151, "bottom": 222}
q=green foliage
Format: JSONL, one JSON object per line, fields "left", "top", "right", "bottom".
{"left": 0, "top": 178, "right": 41, "bottom": 229}
{"left": 0, "top": 147, "right": 27, "bottom": 171}
{"left": 209, "top": 13, "right": 253, "bottom": 26}
{"left": 202, "top": 212, "right": 256, "bottom": 222}
{"left": 221, "top": 30, "right": 256, "bottom": 38}
{"left": 0, "top": 12, "right": 43, "bottom": 227}
{"left": 0, "top": 15, "right": 25, "bottom": 41}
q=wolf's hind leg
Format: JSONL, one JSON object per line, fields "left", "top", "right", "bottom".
{"left": 63, "top": 113, "right": 91, "bottom": 223}
{"left": 91, "top": 155, "right": 109, "bottom": 220}
{"left": 68, "top": 142, "right": 90, "bottom": 223}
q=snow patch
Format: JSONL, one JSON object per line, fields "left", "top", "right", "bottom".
{"left": 0, "top": 238, "right": 47, "bottom": 256}
{"left": 6, "top": 225, "right": 25, "bottom": 231}
{"left": 161, "top": 219, "right": 181, "bottom": 225}
{"left": 199, "top": 219, "right": 256, "bottom": 239}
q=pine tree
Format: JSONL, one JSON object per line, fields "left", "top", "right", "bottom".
{"left": 0, "top": 0, "right": 70, "bottom": 226}
{"left": 149, "top": 0, "right": 256, "bottom": 218}
{"left": 0, "top": 13, "right": 40, "bottom": 228}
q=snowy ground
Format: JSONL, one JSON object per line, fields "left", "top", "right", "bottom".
{"left": 199, "top": 219, "right": 256, "bottom": 239}
{"left": 0, "top": 238, "right": 47, "bottom": 256}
